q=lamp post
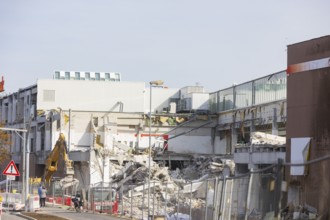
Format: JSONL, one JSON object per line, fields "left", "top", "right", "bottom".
{"left": 148, "top": 80, "right": 164, "bottom": 218}
{"left": 0, "top": 127, "right": 28, "bottom": 210}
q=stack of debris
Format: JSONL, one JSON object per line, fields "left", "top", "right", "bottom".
{"left": 250, "top": 132, "right": 286, "bottom": 146}
{"left": 107, "top": 152, "right": 235, "bottom": 219}
{"left": 280, "top": 203, "right": 318, "bottom": 220}
{"left": 177, "top": 156, "right": 235, "bottom": 180}
{"left": 235, "top": 131, "right": 286, "bottom": 153}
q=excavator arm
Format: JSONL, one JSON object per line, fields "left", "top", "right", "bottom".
{"left": 44, "top": 133, "right": 78, "bottom": 189}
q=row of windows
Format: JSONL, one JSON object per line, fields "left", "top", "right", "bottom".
{"left": 209, "top": 71, "right": 287, "bottom": 112}
{"left": 54, "top": 71, "right": 121, "bottom": 81}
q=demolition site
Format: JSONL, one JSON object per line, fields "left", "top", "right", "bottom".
{"left": 0, "top": 36, "right": 330, "bottom": 220}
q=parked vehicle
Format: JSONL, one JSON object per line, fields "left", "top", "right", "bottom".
{"left": 91, "top": 187, "right": 118, "bottom": 214}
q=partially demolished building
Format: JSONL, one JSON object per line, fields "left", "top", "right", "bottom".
{"left": 1, "top": 35, "right": 329, "bottom": 220}
{"left": 0, "top": 70, "right": 288, "bottom": 219}
{"left": 0, "top": 74, "right": 215, "bottom": 185}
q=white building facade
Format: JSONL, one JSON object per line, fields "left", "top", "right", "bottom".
{"left": 0, "top": 75, "right": 217, "bottom": 189}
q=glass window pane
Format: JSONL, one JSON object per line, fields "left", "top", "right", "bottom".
{"left": 254, "top": 71, "right": 286, "bottom": 105}
{"left": 95, "top": 73, "right": 100, "bottom": 80}
{"left": 219, "top": 88, "right": 234, "bottom": 111}
{"left": 235, "top": 82, "right": 252, "bottom": 108}
{"left": 65, "top": 72, "right": 70, "bottom": 80}
{"left": 209, "top": 93, "right": 218, "bottom": 113}
{"left": 55, "top": 71, "right": 60, "bottom": 79}
{"left": 75, "top": 72, "right": 80, "bottom": 80}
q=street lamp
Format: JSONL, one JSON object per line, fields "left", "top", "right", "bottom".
{"left": 0, "top": 127, "right": 28, "bottom": 210}
{"left": 148, "top": 80, "right": 164, "bottom": 218}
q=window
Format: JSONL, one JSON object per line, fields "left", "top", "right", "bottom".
{"left": 114, "top": 73, "right": 120, "bottom": 81}
{"left": 93, "top": 117, "right": 98, "bottom": 127}
{"left": 85, "top": 72, "right": 90, "bottom": 80}
{"left": 57, "top": 119, "right": 61, "bottom": 130}
{"left": 65, "top": 72, "right": 70, "bottom": 80}
{"left": 55, "top": 71, "right": 60, "bottom": 79}
{"left": 75, "top": 72, "right": 80, "bottom": 80}
{"left": 95, "top": 73, "right": 100, "bottom": 80}
{"left": 40, "top": 125, "right": 45, "bottom": 151}
{"left": 105, "top": 73, "right": 110, "bottom": 81}
{"left": 30, "top": 138, "right": 34, "bottom": 153}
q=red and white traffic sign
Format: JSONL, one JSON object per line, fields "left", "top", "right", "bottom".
{"left": 2, "top": 160, "right": 20, "bottom": 176}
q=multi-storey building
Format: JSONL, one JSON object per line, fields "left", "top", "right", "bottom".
{"left": 0, "top": 72, "right": 216, "bottom": 189}
{"left": 2, "top": 35, "right": 328, "bottom": 218}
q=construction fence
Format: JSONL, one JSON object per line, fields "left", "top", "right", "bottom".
{"left": 3, "top": 154, "right": 329, "bottom": 219}
{"left": 78, "top": 162, "right": 283, "bottom": 220}
{"left": 0, "top": 165, "right": 283, "bottom": 219}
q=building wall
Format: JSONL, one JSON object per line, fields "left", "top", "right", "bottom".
{"left": 0, "top": 71, "right": 290, "bottom": 200}
{"left": 218, "top": 100, "right": 287, "bottom": 155}
{"left": 287, "top": 35, "right": 330, "bottom": 217}
{"left": 37, "top": 79, "right": 146, "bottom": 112}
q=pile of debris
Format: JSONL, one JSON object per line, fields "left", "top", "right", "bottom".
{"left": 235, "top": 132, "right": 286, "bottom": 153}
{"left": 108, "top": 152, "right": 235, "bottom": 219}
{"left": 280, "top": 203, "right": 318, "bottom": 220}
{"left": 178, "top": 155, "right": 235, "bottom": 180}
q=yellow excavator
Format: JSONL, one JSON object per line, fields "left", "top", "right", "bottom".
{"left": 44, "top": 133, "right": 79, "bottom": 189}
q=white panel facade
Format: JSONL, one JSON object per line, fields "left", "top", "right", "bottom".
{"left": 169, "top": 136, "right": 213, "bottom": 154}
{"left": 191, "top": 93, "right": 209, "bottom": 110}
{"left": 37, "top": 80, "right": 146, "bottom": 112}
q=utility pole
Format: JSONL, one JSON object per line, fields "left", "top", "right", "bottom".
{"left": 0, "top": 128, "right": 28, "bottom": 208}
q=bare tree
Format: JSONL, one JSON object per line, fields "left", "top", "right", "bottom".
{"left": 0, "top": 123, "right": 11, "bottom": 165}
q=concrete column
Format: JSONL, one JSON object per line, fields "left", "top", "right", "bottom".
{"left": 231, "top": 114, "right": 237, "bottom": 154}
{"left": 245, "top": 166, "right": 259, "bottom": 220}
{"left": 250, "top": 110, "right": 255, "bottom": 133}
{"left": 272, "top": 108, "right": 278, "bottom": 135}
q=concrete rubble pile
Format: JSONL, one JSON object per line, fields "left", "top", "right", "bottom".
{"left": 280, "top": 203, "right": 318, "bottom": 220}
{"left": 174, "top": 155, "right": 235, "bottom": 181}
{"left": 107, "top": 146, "right": 235, "bottom": 219}
{"left": 250, "top": 132, "right": 286, "bottom": 146}
{"left": 109, "top": 158, "right": 180, "bottom": 218}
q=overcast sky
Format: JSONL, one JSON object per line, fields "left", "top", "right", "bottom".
{"left": 1, "top": 0, "right": 329, "bottom": 94}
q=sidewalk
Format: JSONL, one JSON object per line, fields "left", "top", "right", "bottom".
{"left": 3, "top": 201, "right": 128, "bottom": 220}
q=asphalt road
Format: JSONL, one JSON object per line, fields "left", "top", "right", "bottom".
{"left": 36, "top": 206, "right": 127, "bottom": 220}
{"left": 1, "top": 212, "right": 27, "bottom": 220}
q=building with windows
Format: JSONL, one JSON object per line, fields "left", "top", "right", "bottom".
{"left": 53, "top": 71, "right": 121, "bottom": 81}
{"left": 0, "top": 74, "right": 217, "bottom": 188}
{"left": 2, "top": 35, "right": 329, "bottom": 217}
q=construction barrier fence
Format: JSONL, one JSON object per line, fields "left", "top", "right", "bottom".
{"left": 2, "top": 155, "right": 329, "bottom": 218}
